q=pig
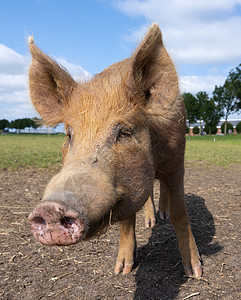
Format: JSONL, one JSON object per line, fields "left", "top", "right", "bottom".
{"left": 28, "top": 24, "right": 202, "bottom": 277}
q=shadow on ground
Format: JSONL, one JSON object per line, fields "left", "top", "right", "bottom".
{"left": 133, "top": 193, "right": 222, "bottom": 300}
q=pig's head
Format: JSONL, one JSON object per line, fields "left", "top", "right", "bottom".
{"left": 28, "top": 24, "right": 180, "bottom": 246}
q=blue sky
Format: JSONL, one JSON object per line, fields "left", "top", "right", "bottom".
{"left": 1, "top": 0, "right": 241, "bottom": 121}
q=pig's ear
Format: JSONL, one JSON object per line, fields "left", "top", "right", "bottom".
{"left": 29, "top": 38, "right": 76, "bottom": 125}
{"left": 129, "top": 24, "right": 179, "bottom": 108}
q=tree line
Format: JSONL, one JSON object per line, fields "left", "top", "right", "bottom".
{"left": 183, "top": 63, "right": 241, "bottom": 135}
{"left": 0, "top": 117, "right": 41, "bottom": 131}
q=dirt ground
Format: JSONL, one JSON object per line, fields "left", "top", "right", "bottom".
{"left": 0, "top": 166, "right": 240, "bottom": 300}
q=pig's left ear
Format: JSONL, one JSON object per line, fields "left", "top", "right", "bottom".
{"left": 129, "top": 24, "right": 179, "bottom": 109}
{"left": 28, "top": 38, "right": 76, "bottom": 125}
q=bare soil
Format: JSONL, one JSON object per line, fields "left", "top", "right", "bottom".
{"left": 0, "top": 166, "right": 240, "bottom": 299}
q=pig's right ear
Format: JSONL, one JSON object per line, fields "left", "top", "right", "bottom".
{"left": 28, "top": 38, "right": 76, "bottom": 125}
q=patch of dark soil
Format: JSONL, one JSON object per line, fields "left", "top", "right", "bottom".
{"left": 0, "top": 167, "right": 240, "bottom": 299}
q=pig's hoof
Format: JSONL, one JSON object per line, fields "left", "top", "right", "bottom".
{"left": 159, "top": 210, "right": 169, "bottom": 220}
{"left": 145, "top": 218, "right": 156, "bottom": 228}
{"left": 114, "top": 261, "right": 133, "bottom": 275}
{"left": 184, "top": 262, "right": 203, "bottom": 278}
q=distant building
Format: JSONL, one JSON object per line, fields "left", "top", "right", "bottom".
{"left": 8, "top": 127, "right": 58, "bottom": 134}
{"left": 187, "top": 119, "right": 241, "bottom": 135}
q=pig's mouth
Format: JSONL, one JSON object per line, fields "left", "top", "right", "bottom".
{"left": 28, "top": 201, "right": 87, "bottom": 246}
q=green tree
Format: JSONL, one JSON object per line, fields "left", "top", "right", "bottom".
{"left": 221, "top": 122, "right": 233, "bottom": 134}
{"left": 9, "top": 117, "right": 42, "bottom": 132}
{"left": 10, "top": 120, "right": 18, "bottom": 131}
{"left": 202, "top": 98, "right": 221, "bottom": 135}
{"left": 228, "top": 64, "right": 241, "bottom": 109}
{"left": 18, "top": 119, "right": 27, "bottom": 130}
{"left": 196, "top": 91, "right": 210, "bottom": 134}
{"left": 236, "top": 122, "right": 241, "bottom": 133}
{"left": 213, "top": 78, "right": 238, "bottom": 135}
{"left": 183, "top": 92, "right": 197, "bottom": 124}
{"left": 31, "top": 117, "right": 42, "bottom": 130}
{"left": 192, "top": 126, "right": 199, "bottom": 135}
{"left": 204, "top": 124, "right": 217, "bottom": 135}
{"left": 183, "top": 93, "right": 199, "bottom": 135}
{"left": 10, "top": 119, "right": 26, "bottom": 131}
{"left": 0, "top": 119, "right": 10, "bottom": 130}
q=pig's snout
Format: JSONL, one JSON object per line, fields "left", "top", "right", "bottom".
{"left": 28, "top": 201, "right": 85, "bottom": 246}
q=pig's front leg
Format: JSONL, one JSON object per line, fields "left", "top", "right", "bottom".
{"left": 114, "top": 214, "right": 136, "bottom": 274}
{"left": 167, "top": 173, "right": 202, "bottom": 277}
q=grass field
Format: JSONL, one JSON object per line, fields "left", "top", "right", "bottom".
{"left": 0, "top": 134, "right": 241, "bottom": 170}
{"left": 0, "top": 134, "right": 65, "bottom": 170}
{"left": 185, "top": 134, "right": 241, "bottom": 168}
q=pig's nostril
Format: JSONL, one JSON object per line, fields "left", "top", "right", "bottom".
{"left": 32, "top": 216, "right": 46, "bottom": 225}
{"left": 60, "top": 216, "right": 75, "bottom": 229}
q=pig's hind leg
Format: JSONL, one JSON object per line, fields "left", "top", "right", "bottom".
{"left": 159, "top": 180, "right": 169, "bottom": 220}
{"left": 114, "top": 214, "right": 136, "bottom": 274}
{"left": 144, "top": 189, "right": 156, "bottom": 228}
{"left": 144, "top": 180, "right": 170, "bottom": 227}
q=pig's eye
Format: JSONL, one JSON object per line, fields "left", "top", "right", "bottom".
{"left": 67, "top": 132, "right": 71, "bottom": 143}
{"left": 65, "top": 126, "right": 73, "bottom": 145}
{"left": 116, "top": 126, "right": 132, "bottom": 142}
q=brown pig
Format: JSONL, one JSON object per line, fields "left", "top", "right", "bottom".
{"left": 28, "top": 24, "right": 202, "bottom": 277}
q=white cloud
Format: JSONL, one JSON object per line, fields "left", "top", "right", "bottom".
{"left": 0, "top": 44, "right": 31, "bottom": 120}
{"left": 0, "top": 74, "right": 28, "bottom": 92}
{"left": 56, "top": 58, "right": 91, "bottom": 82}
{"left": 114, "top": 0, "right": 241, "bottom": 65}
{"left": 0, "top": 44, "right": 29, "bottom": 74}
{"left": 179, "top": 75, "right": 226, "bottom": 95}
{"left": 115, "top": 0, "right": 241, "bottom": 20}
{"left": 0, "top": 44, "right": 90, "bottom": 121}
